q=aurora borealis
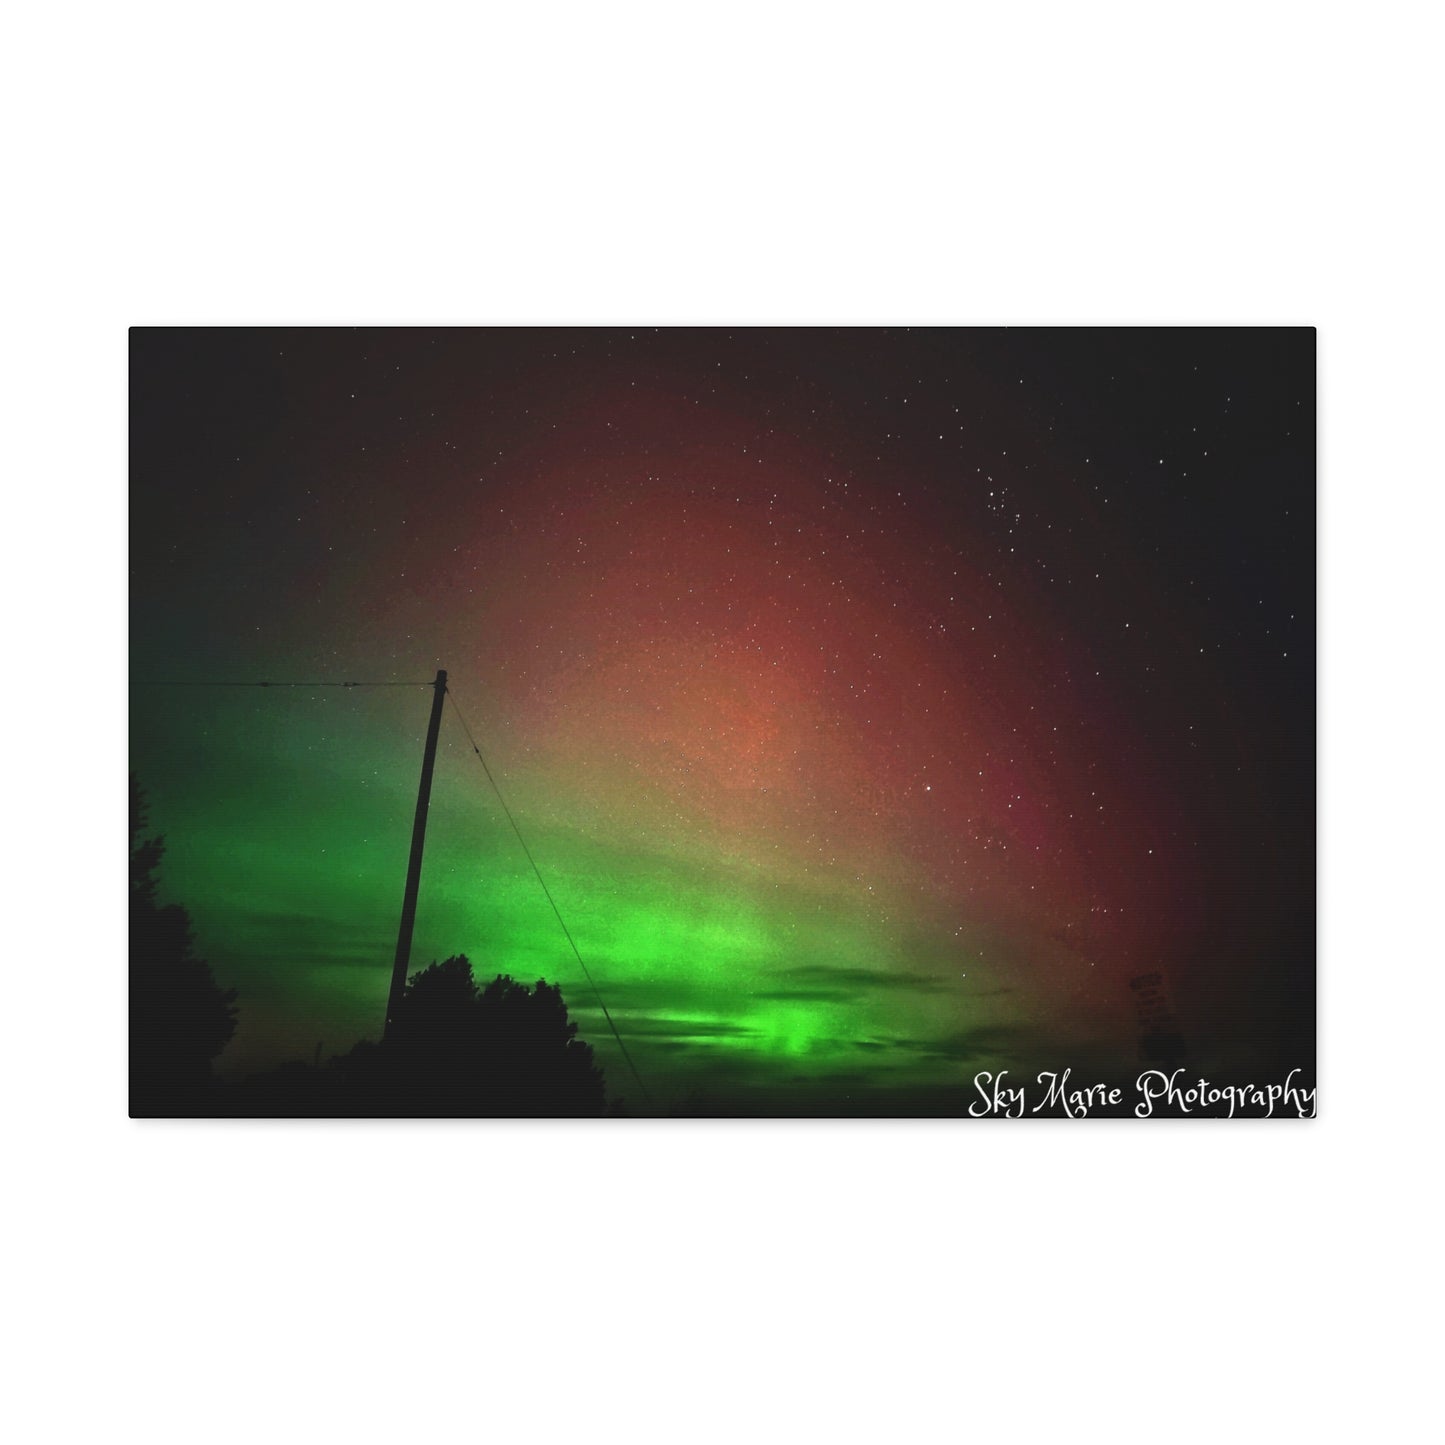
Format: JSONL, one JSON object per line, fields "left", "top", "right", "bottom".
{"left": 129, "top": 327, "right": 1315, "bottom": 1113}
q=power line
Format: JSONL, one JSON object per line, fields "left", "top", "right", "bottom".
{"left": 445, "top": 692, "right": 652, "bottom": 1107}
{"left": 133, "top": 668, "right": 650, "bottom": 1102}
{"left": 133, "top": 680, "right": 434, "bottom": 688}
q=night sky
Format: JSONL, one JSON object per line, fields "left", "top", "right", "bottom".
{"left": 129, "top": 327, "right": 1314, "bottom": 1113}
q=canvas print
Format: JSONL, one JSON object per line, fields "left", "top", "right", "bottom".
{"left": 129, "top": 327, "right": 1315, "bottom": 1118}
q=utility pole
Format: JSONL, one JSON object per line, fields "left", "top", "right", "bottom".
{"left": 383, "top": 668, "right": 447, "bottom": 1040}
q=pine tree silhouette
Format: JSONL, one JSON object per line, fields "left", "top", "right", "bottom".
{"left": 130, "top": 776, "right": 238, "bottom": 1115}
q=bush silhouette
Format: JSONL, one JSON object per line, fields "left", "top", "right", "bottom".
{"left": 356, "top": 955, "right": 607, "bottom": 1116}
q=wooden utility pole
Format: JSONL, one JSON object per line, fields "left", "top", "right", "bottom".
{"left": 383, "top": 668, "right": 447, "bottom": 1040}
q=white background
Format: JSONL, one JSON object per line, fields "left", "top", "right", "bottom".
{"left": 3, "top": 3, "right": 1440, "bottom": 1442}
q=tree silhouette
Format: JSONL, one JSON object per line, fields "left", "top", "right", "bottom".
{"left": 377, "top": 955, "right": 607, "bottom": 1116}
{"left": 130, "top": 776, "right": 238, "bottom": 1115}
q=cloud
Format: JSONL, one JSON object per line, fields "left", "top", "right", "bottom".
{"left": 764, "top": 963, "right": 954, "bottom": 998}
{"left": 751, "top": 987, "right": 857, "bottom": 1003}
{"left": 615, "top": 1016, "right": 760, "bottom": 1040}
{"left": 890, "top": 1024, "right": 1027, "bottom": 1063}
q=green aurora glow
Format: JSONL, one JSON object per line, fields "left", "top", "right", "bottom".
{"left": 131, "top": 685, "right": 1058, "bottom": 1106}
